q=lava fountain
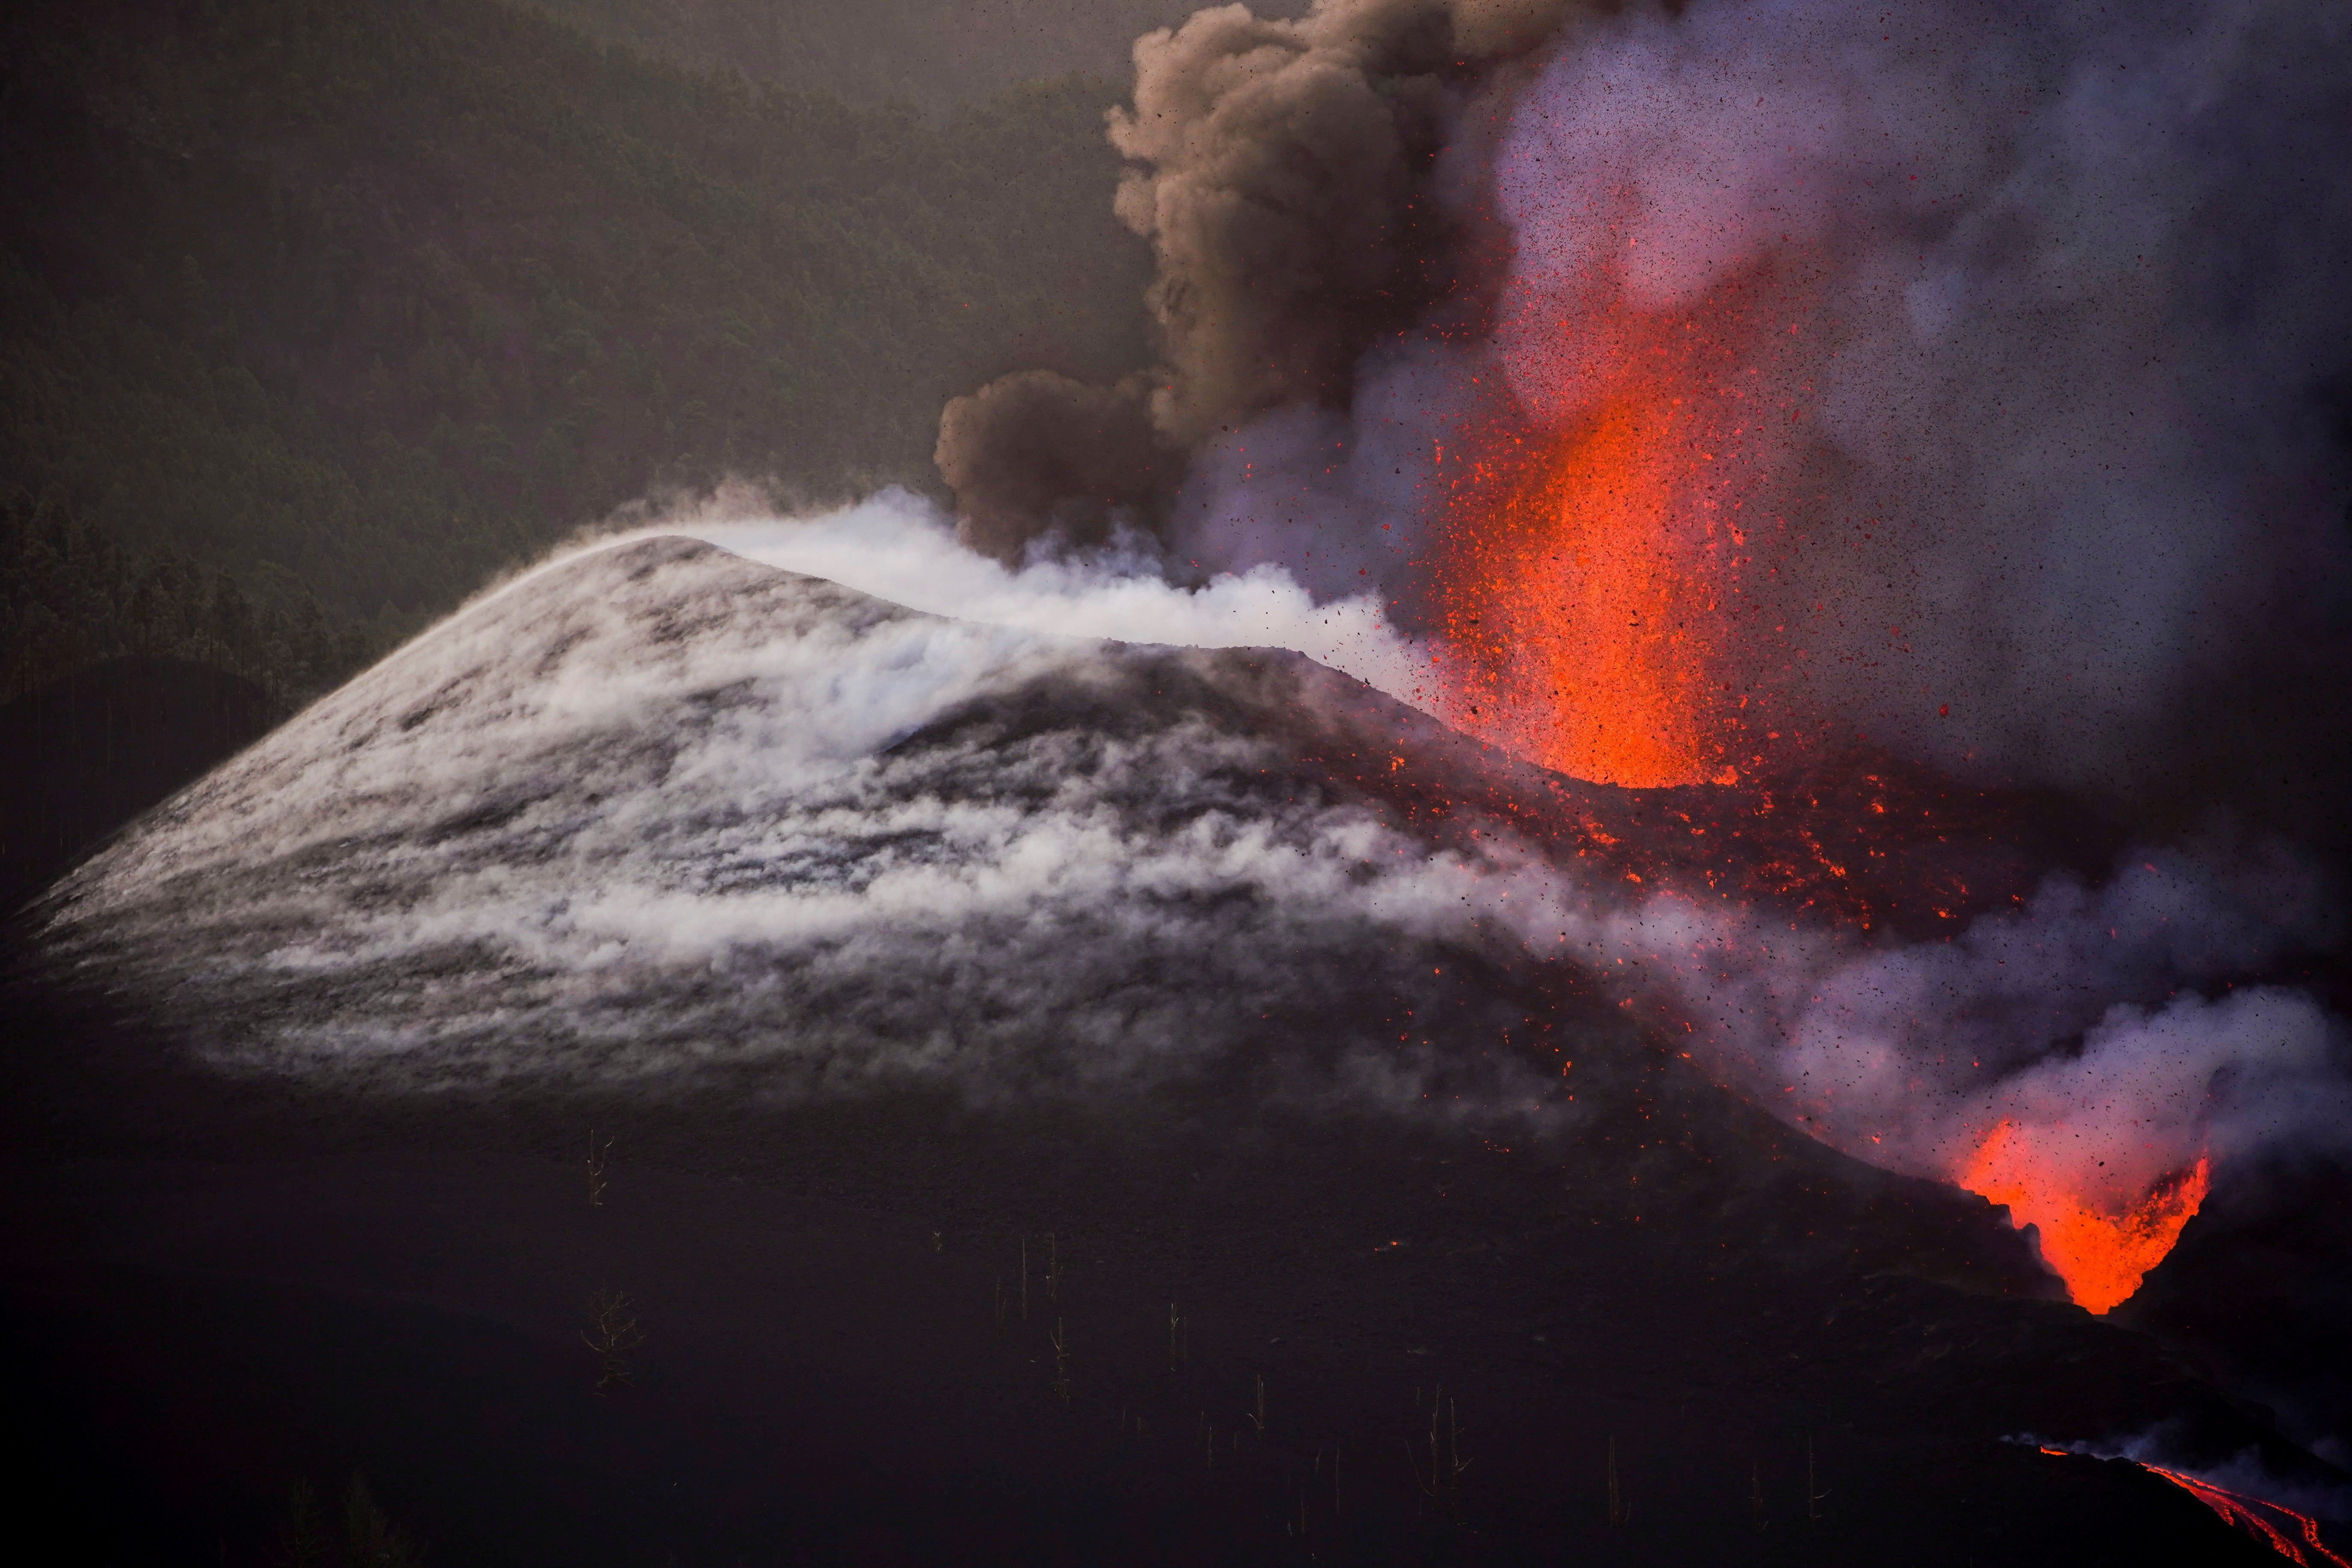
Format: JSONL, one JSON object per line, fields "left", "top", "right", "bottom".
{"left": 1426, "top": 254, "right": 2228, "bottom": 1312}
{"left": 1433, "top": 265, "right": 1817, "bottom": 788}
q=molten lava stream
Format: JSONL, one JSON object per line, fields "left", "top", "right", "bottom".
{"left": 1960, "top": 1120, "right": 2210, "bottom": 1314}
{"left": 2145, "top": 1464, "right": 2352, "bottom": 1567}
{"left": 2038, "top": 1448, "right": 2349, "bottom": 1566}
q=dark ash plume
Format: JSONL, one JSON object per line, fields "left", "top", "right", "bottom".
{"left": 941, "top": 0, "right": 1589, "bottom": 558}
{"left": 1107, "top": 0, "right": 1455, "bottom": 444}
{"left": 934, "top": 372, "right": 1174, "bottom": 559}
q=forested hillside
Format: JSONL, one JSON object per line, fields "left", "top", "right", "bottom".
{"left": 529, "top": 0, "right": 1259, "bottom": 104}
{"left": 0, "top": 0, "right": 1155, "bottom": 704}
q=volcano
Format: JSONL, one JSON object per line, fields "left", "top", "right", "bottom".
{"left": 30, "top": 534, "right": 2112, "bottom": 1103}
{"left": 5, "top": 534, "right": 2343, "bottom": 1564}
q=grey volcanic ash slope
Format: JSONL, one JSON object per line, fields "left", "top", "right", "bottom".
{"left": 34, "top": 530, "right": 2106, "bottom": 1309}
{"left": 37, "top": 535, "right": 1592, "bottom": 1105}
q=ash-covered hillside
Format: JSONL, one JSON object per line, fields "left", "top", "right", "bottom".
{"left": 14, "top": 531, "right": 2071, "bottom": 1293}
{"left": 17, "top": 534, "right": 2350, "bottom": 1564}
{"left": 39, "top": 534, "right": 1560, "bottom": 1106}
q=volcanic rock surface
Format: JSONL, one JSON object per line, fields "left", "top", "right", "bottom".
{"left": 4, "top": 537, "right": 2329, "bottom": 1564}
{"left": 29, "top": 535, "right": 2102, "bottom": 1097}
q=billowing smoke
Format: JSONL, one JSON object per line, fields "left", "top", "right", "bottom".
{"left": 663, "top": 486, "right": 1439, "bottom": 703}
{"left": 933, "top": 372, "right": 1175, "bottom": 560}
{"left": 920, "top": 0, "right": 2352, "bottom": 1323}
{"left": 1485, "top": 0, "right": 2352, "bottom": 789}
{"left": 1104, "top": 0, "right": 1464, "bottom": 442}
{"left": 947, "top": 0, "right": 2352, "bottom": 795}
{"left": 1629, "top": 851, "right": 2352, "bottom": 1269}
{"left": 937, "top": 0, "right": 1585, "bottom": 561}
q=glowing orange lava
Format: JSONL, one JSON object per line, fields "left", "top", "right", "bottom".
{"left": 2037, "top": 1448, "right": 2349, "bottom": 1566}
{"left": 2141, "top": 1463, "right": 2352, "bottom": 1567}
{"left": 1430, "top": 263, "right": 2222, "bottom": 1310}
{"left": 1460, "top": 392, "right": 1715, "bottom": 785}
{"left": 1435, "top": 273, "right": 1811, "bottom": 787}
{"left": 1961, "top": 1120, "right": 2211, "bottom": 1314}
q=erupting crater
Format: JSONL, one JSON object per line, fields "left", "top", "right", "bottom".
{"left": 1425, "top": 269, "right": 2216, "bottom": 1317}
{"left": 1960, "top": 1122, "right": 2211, "bottom": 1317}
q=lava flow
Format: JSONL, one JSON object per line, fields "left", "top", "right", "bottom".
{"left": 1962, "top": 1122, "right": 2211, "bottom": 1315}
{"left": 2037, "top": 1449, "right": 2349, "bottom": 1566}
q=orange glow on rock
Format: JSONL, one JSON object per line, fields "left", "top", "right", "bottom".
{"left": 1959, "top": 1119, "right": 2210, "bottom": 1315}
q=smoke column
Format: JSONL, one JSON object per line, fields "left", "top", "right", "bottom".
{"left": 1476, "top": 0, "right": 2352, "bottom": 789}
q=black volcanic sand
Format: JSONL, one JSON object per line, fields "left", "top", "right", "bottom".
{"left": 5, "top": 937, "right": 2337, "bottom": 1567}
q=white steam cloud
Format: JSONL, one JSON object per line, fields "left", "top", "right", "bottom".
{"left": 42, "top": 536, "right": 1536, "bottom": 1107}
{"left": 658, "top": 486, "right": 1444, "bottom": 713}
{"left": 1613, "top": 854, "right": 2352, "bottom": 1205}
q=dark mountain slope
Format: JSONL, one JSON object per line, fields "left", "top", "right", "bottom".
{"left": 529, "top": 0, "right": 1309, "bottom": 105}
{"left": 0, "top": 0, "right": 1152, "bottom": 671}
{"left": 0, "top": 656, "right": 281, "bottom": 914}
